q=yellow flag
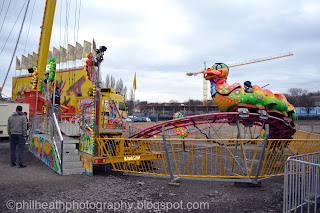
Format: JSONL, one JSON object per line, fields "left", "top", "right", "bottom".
{"left": 32, "top": 52, "right": 38, "bottom": 67}
{"left": 47, "top": 51, "right": 52, "bottom": 63}
{"left": 76, "top": 42, "right": 83, "bottom": 60}
{"left": 53, "top": 47, "right": 60, "bottom": 64}
{"left": 133, "top": 72, "right": 137, "bottom": 90}
{"left": 68, "top": 44, "right": 75, "bottom": 61}
{"left": 28, "top": 54, "right": 33, "bottom": 68}
{"left": 16, "top": 57, "right": 21, "bottom": 70}
{"left": 60, "top": 46, "right": 67, "bottom": 63}
{"left": 83, "top": 40, "right": 91, "bottom": 57}
{"left": 21, "top": 55, "right": 28, "bottom": 69}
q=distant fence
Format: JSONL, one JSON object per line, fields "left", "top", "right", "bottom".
{"left": 283, "top": 152, "right": 320, "bottom": 213}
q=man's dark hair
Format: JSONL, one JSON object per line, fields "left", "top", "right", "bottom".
{"left": 24, "top": 112, "right": 27, "bottom": 115}
{"left": 16, "top": 105, "right": 23, "bottom": 112}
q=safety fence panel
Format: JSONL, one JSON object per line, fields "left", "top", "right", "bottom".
{"left": 283, "top": 152, "right": 320, "bottom": 213}
{"left": 166, "top": 139, "right": 263, "bottom": 178}
{"left": 95, "top": 138, "right": 320, "bottom": 180}
{"left": 95, "top": 138, "right": 266, "bottom": 179}
{"left": 260, "top": 139, "right": 320, "bottom": 177}
{"left": 95, "top": 138, "right": 169, "bottom": 177}
{"left": 30, "top": 113, "right": 52, "bottom": 137}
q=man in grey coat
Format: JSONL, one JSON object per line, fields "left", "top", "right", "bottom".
{"left": 7, "top": 105, "right": 27, "bottom": 168}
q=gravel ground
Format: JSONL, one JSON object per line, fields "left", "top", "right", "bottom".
{"left": 0, "top": 138, "right": 286, "bottom": 213}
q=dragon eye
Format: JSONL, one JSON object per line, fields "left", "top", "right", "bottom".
{"left": 217, "top": 65, "right": 221, "bottom": 69}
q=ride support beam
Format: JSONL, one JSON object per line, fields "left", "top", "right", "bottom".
{"left": 37, "top": 0, "right": 57, "bottom": 78}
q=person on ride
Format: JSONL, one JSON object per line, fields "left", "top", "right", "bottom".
{"left": 244, "top": 81, "right": 253, "bottom": 93}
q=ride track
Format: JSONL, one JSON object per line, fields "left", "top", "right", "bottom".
{"left": 105, "top": 112, "right": 295, "bottom": 139}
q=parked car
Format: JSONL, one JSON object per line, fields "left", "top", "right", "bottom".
{"left": 136, "top": 117, "right": 144, "bottom": 122}
{"left": 144, "top": 117, "right": 151, "bottom": 122}
{"left": 127, "top": 116, "right": 137, "bottom": 122}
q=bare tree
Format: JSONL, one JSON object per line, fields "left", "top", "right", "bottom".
{"left": 129, "top": 88, "right": 134, "bottom": 101}
{"left": 286, "top": 88, "right": 308, "bottom": 106}
{"left": 115, "top": 78, "right": 124, "bottom": 93}
{"left": 102, "top": 75, "right": 127, "bottom": 101}
{"left": 300, "top": 93, "right": 316, "bottom": 119}
{"left": 110, "top": 76, "right": 116, "bottom": 89}
{"left": 122, "top": 86, "right": 127, "bottom": 101}
{"left": 169, "top": 100, "right": 179, "bottom": 103}
{"left": 285, "top": 88, "right": 316, "bottom": 120}
{"left": 104, "top": 74, "right": 110, "bottom": 87}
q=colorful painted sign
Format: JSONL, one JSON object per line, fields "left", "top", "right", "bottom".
{"left": 80, "top": 130, "right": 94, "bottom": 155}
{"left": 80, "top": 155, "right": 93, "bottom": 176}
{"left": 29, "top": 135, "right": 61, "bottom": 174}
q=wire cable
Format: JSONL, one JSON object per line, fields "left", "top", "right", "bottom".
{"left": 0, "top": 0, "right": 27, "bottom": 56}
{"left": 73, "top": 0, "right": 77, "bottom": 67}
{"left": 76, "top": 0, "right": 81, "bottom": 43}
{"left": 23, "top": 0, "right": 36, "bottom": 54}
{"left": 1, "top": 0, "right": 31, "bottom": 97}
{"left": 0, "top": 0, "right": 6, "bottom": 18}
{"left": 0, "top": 0, "right": 11, "bottom": 35}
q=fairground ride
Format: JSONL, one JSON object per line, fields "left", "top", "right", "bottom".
{"left": 7, "top": 1, "right": 318, "bottom": 186}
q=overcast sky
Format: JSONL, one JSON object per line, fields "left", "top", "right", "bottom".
{"left": 0, "top": 0, "right": 319, "bottom": 102}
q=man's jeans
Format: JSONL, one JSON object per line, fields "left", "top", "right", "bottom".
{"left": 10, "top": 134, "right": 26, "bottom": 165}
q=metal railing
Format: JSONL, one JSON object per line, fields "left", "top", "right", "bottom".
{"left": 94, "top": 135, "right": 320, "bottom": 183}
{"left": 29, "top": 113, "right": 52, "bottom": 138}
{"left": 283, "top": 152, "right": 320, "bottom": 213}
{"left": 52, "top": 113, "right": 63, "bottom": 172}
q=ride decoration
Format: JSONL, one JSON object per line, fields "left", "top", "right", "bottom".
{"left": 39, "top": 77, "right": 43, "bottom": 93}
{"left": 91, "top": 84, "right": 96, "bottom": 143}
{"left": 48, "top": 58, "right": 56, "bottom": 81}
{"left": 85, "top": 53, "right": 93, "bottom": 81}
{"left": 203, "top": 63, "right": 296, "bottom": 123}
{"left": 32, "top": 70, "right": 39, "bottom": 90}
{"left": 173, "top": 112, "right": 189, "bottom": 138}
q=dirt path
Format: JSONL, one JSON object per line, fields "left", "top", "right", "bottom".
{"left": 0, "top": 139, "right": 286, "bottom": 213}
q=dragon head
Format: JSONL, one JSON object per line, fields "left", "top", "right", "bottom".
{"left": 203, "top": 63, "right": 229, "bottom": 80}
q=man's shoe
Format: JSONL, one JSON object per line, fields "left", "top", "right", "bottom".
{"left": 19, "top": 164, "right": 26, "bottom": 168}
{"left": 11, "top": 162, "right": 16, "bottom": 167}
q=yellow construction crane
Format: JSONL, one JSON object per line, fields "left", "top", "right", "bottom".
{"left": 187, "top": 52, "right": 294, "bottom": 106}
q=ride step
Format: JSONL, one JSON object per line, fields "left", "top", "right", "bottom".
{"left": 62, "top": 167, "right": 85, "bottom": 175}
{"left": 62, "top": 149, "right": 79, "bottom": 155}
{"left": 55, "top": 143, "right": 76, "bottom": 149}
{"left": 62, "top": 161, "right": 83, "bottom": 169}
{"left": 63, "top": 155, "right": 80, "bottom": 161}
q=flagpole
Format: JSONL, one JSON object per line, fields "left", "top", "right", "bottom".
{"left": 133, "top": 89, "right": 135, "bottom": 123}
{"left": 132, "top": 72, "right": 136, "bottom": 123}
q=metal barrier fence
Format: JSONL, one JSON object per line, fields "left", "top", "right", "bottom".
{"left": 95, "top": 136, "right": 320, "bottom": 183}
{"left": 125, "top": 122, "right": 264, "bottom": 140}
{"left": 283, "top": 152, "right": 320, "bottom": 213}
{"left": 30, "top": 113, "right": 52, "bottom": 136}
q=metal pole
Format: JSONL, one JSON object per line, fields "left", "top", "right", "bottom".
{"left": 162, "top": 125, "right": 180, "bottom": 186}
{"left": 254, "top": 124, "right": 269, "bottom": 183}
{"left": 231, "top": 119, "right": 241, "bottom": 174}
